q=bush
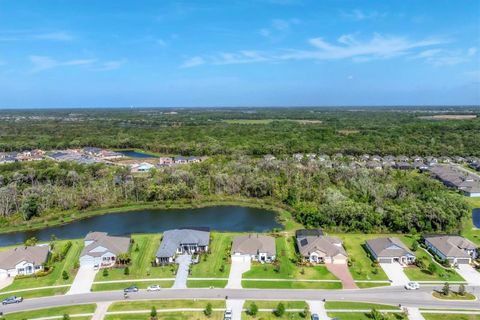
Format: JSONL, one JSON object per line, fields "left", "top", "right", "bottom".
{"left": 63, "top": 315, "right": 70, "bottom": 320}
{"left": 219, "top": 264, "right": 225, "bottom": 273}
{"left": 247, "top": 302, "right": 258, "bottom": 316}
{"left": 442, "top": 282, "right": 450, "bottom": 296}
{"left": 459, "top": 284, "right": 466, "bottom": 296}
{"left": 103, "top": 269, "right": 109, "bottom": 277}
{"left": 204, "top": 303, "right": 213, "bottom": 317}
{"left": 273, "top": 303, "right": 285, "bottom": 317}
{"left": 62, "top": 270, "right": 69, "bottom": 280}
{"left": 150, "top": 306, "right": 157, "bottom": 320}
{"left": 427, "top": 262, "right": 437, "bottom": 275}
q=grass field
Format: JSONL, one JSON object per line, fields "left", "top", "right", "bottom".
{"left": 4, "top": 304, "right": 96, "bottom": 320}
{"left": 95, "top": 234, "right": 175, "bottom": 282}
{"left": 242, "top": 280, "right": 341, "bottom": 289}
{"left": 0, "top": 239, "right": 82, "bottom": 293}
{"left": 108, "top": 299, "right": 225, "bottom": 312}
{"left": 242, "top": 236, "right": 338, "bottom": 281}
{"left": 105, "top": 311, "right": 224, "bottom": 320}
{"left": 327, "top": 312, "right": 406, "bottom": 320}
{"left": 463, "top": 198, "right": 480, "bottom": 246}
{"left": 242, "top": 312, "right": 306, "bottom": 320}
{"left": 0, "top": 286, "right": 69, "bottom": 301}
{"left": 190, "top": 232, "right": 233, "bottom": 278}
{"left": 422, "top": 314, "right": 480, "bottom": 320}
{"left": 244, "top": 300, "right": 307, "bottom": 309}
{"left": 91, "top": 280, "right": 174, "bottom": 291}
{"left": 336, "top": 234, "right": 389, "bottom": 281}
{"left": 187, "top": 280, "right": 228, "bottom": 288}
{"left": 324, "top": 301, "right": 399, "bottom": 310}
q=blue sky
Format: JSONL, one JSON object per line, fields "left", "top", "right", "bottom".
{"left": 0, "top": 0, "right": 479, "bottom": 107}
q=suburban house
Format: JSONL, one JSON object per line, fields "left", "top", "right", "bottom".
{"left": 365, "top": 237, "right": 416, "bottom": 264}
{"left": 159, "top": 157, "right": 174, "bottom": 166}
{"left": 130, "top": 162, "right": 155, "bottom": 173}
{"left": 295, "top": 229, "right": 348, "bottom": 264}
{"left": 424, "top": 235, "right": 478, "bottom": 265}
{"left": 155, "top": 228, "right": 210, "bottom": 264}
{"left": 0, "top": 245, "right": 50, "bottom": 278}
{"left": 79, "top": 232, "right": 131, "bottom": 268}
{"left": 429, "top": 165, "right": 480, "bottom": 197}
{"left": 231, "top": 234, "right": 276, "bottom": 263}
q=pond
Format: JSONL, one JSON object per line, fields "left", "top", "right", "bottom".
{"left": 0, "top": 206, "right": 283, "bottom": 246}
{"left": 473, "top": 208, "right": 480, "bottom": 228}
{"left": 117, "top": 150, "right": 158, "bottom": 158}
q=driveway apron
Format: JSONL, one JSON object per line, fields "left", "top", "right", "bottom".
{"left": 457, "top": 264, "right": 480, "bottom": 285}
{"left": 325, "top": 263, "right": 357, "bottom": 289}
{"left": 67, "top": 266, "right": 98, "bottom": 295}
{"left": 227, "top": 255, "right": 251, "bottom": 289}
{"left": 226, "top": 299, "right": 245, "bottom": 320}
{"left": 307, "top": 300, "right": 330, "bottom": 320}
{"left": 379, "top": 263, "right": 410, "bottom": 286}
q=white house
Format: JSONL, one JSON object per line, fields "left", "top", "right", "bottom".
{"left": 0, "top": 245, "right": 50, "bottom": 278}
{"left": 295, "top": 229, "right": 348, "bottom": 264}
{"left": 79, "top": 232, "right": 131, "bottom": 268}
{"left": 231, "top": 234, "right": 276, "bottom": 263}
{"left": 155, "top": 228, "right": 210, "bottom": 264}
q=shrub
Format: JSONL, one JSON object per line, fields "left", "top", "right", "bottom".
{"left": 442, "top": 282, "right": 450, "bottom": 296}
{"left": 273, "top": 303, "right": 285, "bottom": 317}
{"left": 62, "top": 270, "right": 69, "bottom": 280}
{"left": 103, "top": 268, "right": 109, "bottom": 277}
{"left": 124, "top": 267, "right": 130, "bottom": 275}
{"left": 204, "top": 303, "right": 213, "bottom": 317}
{"left": 427, "top": 262, "right": 437, "bottom": 275}
{"left": 63, "top": 315, "right": 70, "bottom": 320}
{"left": 150, "top": 306, "right": 157, "bottom": 320}
{"left": 247, "top": 302, "right": 258, "bottom": 316}
{"left": 459, "top": 284, "right": 466, "bottom": 296}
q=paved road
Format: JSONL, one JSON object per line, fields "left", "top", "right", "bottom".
{"left": 2, "top": 285, "right": 480, "bottom": 314}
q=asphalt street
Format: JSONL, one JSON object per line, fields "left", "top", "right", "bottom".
{"left": 2, "top": 285, "right": 480, "bottom": 314}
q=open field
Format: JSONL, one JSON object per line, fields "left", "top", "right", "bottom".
{"left": 0, "top": 239, "right": 82, "bottom": 294}
{"left": 4, "top": 304, "right": 96, "bottom": 320}
{"left": 418, "top": 115, "right": 477, "bottom": 120}
{"left": 108, "top": 299, "right": 225, "bottom": 312}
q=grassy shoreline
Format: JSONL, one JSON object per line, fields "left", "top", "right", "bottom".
{"left": 0, "top": 197, "right": 299, "bottom": 234}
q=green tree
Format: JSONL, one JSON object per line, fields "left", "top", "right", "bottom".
{"left": 247, "top": 302, "right": 258, "bottom": 317}
{"left": 411, "top": 240, "right": 419, "bottom": 251}
{"left": 124, "top": 266, "right": 130, "bottom": 275}
{"left": 103, "top": 268, "right": 109, "bottom": 277}
{"left": 150, "top": 306, "right": 157, "bottom": 320}
{"left": 24, "top": 237, "right": 38, "bottom": 247}
{"left": 442, "top": 282, "right": 450, "bottom": 296}
{"left": 62, "top": 270, "right": 69, "bottom": 280}
{"left": 204, "top": 303, "right": 213, "bottom": 317}
{"left": 427, "top": 262, "right": 437, "bottom": 275}
{"left": 62, "top": 315, "right": 70, "bottom": 320}
{"left": 273, "top": 303, "right": 285, "bottom": 317}
{"left": 21, "top": 195, "right": 40, "bottom": 220}
{"left": 458, "top": 283, "right": 466, "bottom": 296}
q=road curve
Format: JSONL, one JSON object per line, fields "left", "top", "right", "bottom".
{"left": 2, "top": 286, "right": 480, "bottom": 314}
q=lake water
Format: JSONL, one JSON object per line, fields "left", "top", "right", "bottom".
{"left": 473, "top": 208, "right": 480, "bottom": 228}
{"left": 0, "top": 206, "right": 283, "bottom": 246}
{"left": 117, "top": 150, "right": 158, "bottom": 158}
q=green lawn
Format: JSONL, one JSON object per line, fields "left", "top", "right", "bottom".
{"left": 243, "top": 236, "right": 338, "bottom": 281}
{"left": 109, "top": 299, "right": 225, "bottom": 312}
{"left": 0, "top": 286, "right": 69, "bottom": 301}
{"left": 324, "top": 301, "right": 399, "bottom": 310}
{"left": 432, "top": 291, "right": 476, "bottom": 300}
{"left": 242, "top": 312, "right": 306, "bottom": 320}
{"left": 355, "top": 282, "right": 390, "bottom": 289}
{"left": 400, "top": 236, "right": 464, "bottom": 282}
{"left": 422, "top": 314, "right": 480, "bottom": 320}
{"left": 105, "top": 312, "right": 224, "bottom": 320}
{"left": 95, "top": 234, "right": 175, "bottom": 282}
{"left": 244, "top": 301, "right": 307, "bottom": 309}
{"left": 241, "top": 280, "right": 341, "bottom": 289}
{"left": 0, "top": 239, "right": 82, "bottom": 293}
{"left": 327, "top": 312, "right": 406, "bottom": 320}
{"left": 190, "top": 232, "right": 233, "bottom": 278}
{"left": 187, "top": 280, "right": 228, "bottom": 288}
{"left": 336, "top": 234, "right": 389, "bottom": 281}
{"left": 4, "top": 304, "right": 96, "bottom": 320}
{"left": 91, "top": 280, "right": 174, "bottom": 292}
{"left": 463, "top": 198, "right": 480, "bottom": 246}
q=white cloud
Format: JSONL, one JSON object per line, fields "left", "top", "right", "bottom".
{"left": 213, "top": 51, "right": 269, "bottom": 65}
{"left": 180, "top": 56, "right": 206, "bottom": 68}
{"left": 413, "top": 47, "right": 476, "bottom": 66}
{"left": 97, "top": 59, "right": 127, "bottom": 71}
{"left": 33, "top": 31, "right": 73, "bottom": 41}
{"left": 468, "top": 47, "right": 477, "bottom": 56}
{"left": 29, "top": 55, "right": 96, "bottom": 72}
{"left": 259, "top": 18, "right": 300, "bottom": 38}
{"left": 341, "top": 9, "right": 387, "bottom": 21}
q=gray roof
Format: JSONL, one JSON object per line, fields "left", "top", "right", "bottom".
{"left": 231, "top": 234, "right": 276, "bottom": 256}
{"left": 425, "top": 235, "right": 476, "bottom": 258}
{"left": 296, "top": 234, "right": 347, "bottom": 258}
{"left": 81, "top": 232, "right": 130, "bottom": 258}
{"left": 366, "top": 237, "right": 413, "bottom": 258}
{"left": 0, "top": 245, "right": 49, "bottom": 270}
{"left": 156, "top": 229, "right": 210, "bottom": 258}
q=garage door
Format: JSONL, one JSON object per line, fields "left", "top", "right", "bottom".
{"left": 379, "top": 258, "right": 392, "bottom": 263}
{"left": 79, "top": 256, "right": 95, "bottom": 267}
{"left": 232, "top": 254, "right": 251, "bottom": 262}
{"left": 456, "top": 258, "right": 471, "bottom": 264}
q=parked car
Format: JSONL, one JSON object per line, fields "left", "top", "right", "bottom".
{"left": 311, "top": 313, "right": 319, "bottom": 320}
{"left": 224, "top": 308, "right": 232, "bottom": 320}
{"left": 123, "top": 286, "right": 139, "bottom": 293}
{"left": 405, "top": 281, "right": 420, "bottom": 290}
{"left": 147, "top": 284, "right": 161, "bottom": 291}
{"left": 2, "top": 296, "right": 23, "bottom": 305}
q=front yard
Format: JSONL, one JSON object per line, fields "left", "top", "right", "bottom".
{"left": 4, "top": 304, "right": 96, "bottom": 320}
{"left": 189, "top": 232, "right": 233, "bottom": 278}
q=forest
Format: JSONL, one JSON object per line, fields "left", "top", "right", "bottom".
{"left": 0, "top": 107, "right": 479, "bottom": 156}
{"left": 0, "top": 156, "right": 469, "bottom": 233}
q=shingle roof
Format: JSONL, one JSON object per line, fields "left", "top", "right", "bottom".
{"left": 366, "top": 237, "right": 413, "bottom": 258}
{"left": 0, "top": 245, "right": 49, "bottom": 270}
{"left": 231, "top": 234, "right": 276, "bottom": 256}
{"left": 296, "top": 234, "right": 347, "bottom": 258}
{"left": 81, "top": 232, "right": 130, "bottom": 258}
{"left": 425, "top": 235, "right": 476, "bottom": 258}
{"left": 156, "top": 229, "right": 210, "bottom": 258}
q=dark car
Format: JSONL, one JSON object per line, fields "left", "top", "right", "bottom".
{"left": 123, "top": 286, "right": 139, "bottom": 293}
{"left": 311, "top": 314, "right": 319, "bottom": 320}
{"left": 2, "top": 296, "right": 23, "bottom": 305}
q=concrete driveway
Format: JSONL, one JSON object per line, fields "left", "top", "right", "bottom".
{"left": 226, "top": 299, "right": 244, "bottom": 320}
{"left": 325, "top": 263, "right": 357, "bottom": 289}
{"left": 173, "top": 255, "right": 192, "bottom": 289}
{"left": 379, "top": 263, "right": 410, "bottom": 286}
{"left": 227, "top": 255, "right": 251, "bottom": 289}
{"left": 457, "top": 264, "right": 480, "bottom": 285}
{"left": 67, "top": 266, "right": 98, "bottom": 295}
{"left": 0, "top": 277, "right": 13, "bottom": 290}
{"left": 307, "top": 301, "right": 330, "bottom": 319}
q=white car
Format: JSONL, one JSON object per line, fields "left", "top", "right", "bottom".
{"left": 147, "top": 284, "right": 161, "bottom": 291}
{"left": 405, "top": 281, "right": 420, "bottom": 290}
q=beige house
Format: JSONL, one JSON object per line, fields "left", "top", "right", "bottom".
{"left": 295, "top": 229, "right": 348, "bottom": 264}
{"left": 231, "top": 234, "right": 276, "bottom": 263}
{"left": 0, "top": 245, "right": 50, "bottom": 278}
